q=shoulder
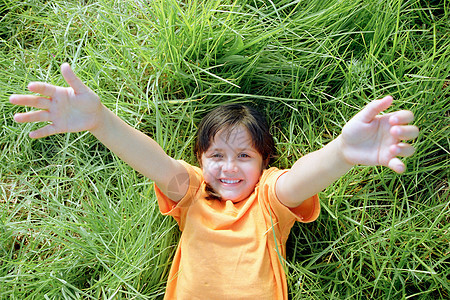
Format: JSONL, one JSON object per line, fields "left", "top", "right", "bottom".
{"left": 258, "top": 167, "right": 321, "bottom": 223}
{"left": 160, "top": 160, "right": 203, "bottom": 202}
{"left": 256, "top": 167, "right": 287, "bottom": 205}
{"left": 175, "top": 160, "right": 204, "bottom": 191}
{"left": 177, "top": 160, "right": 203, "bottom": 178}
{"left": 259, "top": 167, "right": 288, "bottom": 186}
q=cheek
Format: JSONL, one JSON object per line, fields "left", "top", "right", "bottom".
{"left": 251, "top": 169, "right": 263, "bottom": 182}
{"left": 245, "top": 164, "right": 264, "bottom": 183}
{"left": 202, "top": 160, "right": 220, "bottom": 182}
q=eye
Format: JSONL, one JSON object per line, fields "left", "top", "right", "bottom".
{"left": 211, "top": 153, "right": 223, "bottom": 158}
{"left": 238, "top": 153, "right": 250, "bottom": 158}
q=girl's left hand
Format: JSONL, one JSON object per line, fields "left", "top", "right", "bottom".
{"left": 340, "top": 96, "right": 419, "bottom": 173}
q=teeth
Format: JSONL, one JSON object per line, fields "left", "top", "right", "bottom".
{"left": 221, "top": 179, "right": 240, "bottom": 184}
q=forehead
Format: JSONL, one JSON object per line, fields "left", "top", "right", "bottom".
{"left": 210, "top": 126, "right": 253, "bottom": 149}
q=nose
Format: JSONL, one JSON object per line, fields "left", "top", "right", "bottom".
{"left": 222, "top": 157, "right": 238, "bottom": 173}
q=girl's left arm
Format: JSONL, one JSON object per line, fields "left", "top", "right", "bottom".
{"left": 276, "top": 96, "right": 419, "bottom": 208}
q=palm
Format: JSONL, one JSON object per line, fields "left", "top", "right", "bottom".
{"left": 342, "top": 113, "right": 394, "bottom": 166}
{"left": 45, "top": 86, "right": 100, "bottom": 133}
{"left": 10, "top": 63, "right": 101, "bottom": 138}
{"left": 340, "top": 96, "right": 418, "bottom": 173}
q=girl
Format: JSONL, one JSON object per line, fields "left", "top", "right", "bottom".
{"left": 9, "top": 63, "right": 419, "bottom": 299}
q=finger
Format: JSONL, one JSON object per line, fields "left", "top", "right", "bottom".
{"left": 29, "top": 124, "right": 58, "bottom": 139}
{"left": 388, "top": 157, "right": 406, "bottom": 174}
{"left": 356, "top": 96, "right": 393, "bottom": 123}
{"left": 389, "top": 110, "right": 414, "bottom": 125}
{"left": 27, "top": 82, "right": 58, "bottom": 98}
{"left": 390, "top": 125, "right": 419, "bottom": 140}
{"left": 9, "top": 94, "right": 51, "bottom": 110}
{"left": 61, "top": 63, "right": 89, "bottom": 94}
{"left": 390, "top": 143, "right": 416, "bottom": 157}
{"left": 14, "top": 110, "right": 50, "bottom": 123}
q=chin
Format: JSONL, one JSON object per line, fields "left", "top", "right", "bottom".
{"left": 220, "top": 190, "right": 251, "bottom": 203}
{"left": 226, "top": 197, "right": 244, "bottom": 203}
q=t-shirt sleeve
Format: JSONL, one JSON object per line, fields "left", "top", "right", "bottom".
{"left": 260, "top": 168, "right": 321, "bottom": 236}
{"left": 154, "top": 160, "right": 203, "bottom": 230}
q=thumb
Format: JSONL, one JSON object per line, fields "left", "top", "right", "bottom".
{"left": 357, "top": 96, "right": 393, "bottom": 123}
{"left": 388, "top": 157, "right": 406, "bottom": 174}
{"left": 61, "top": 63, "right": 89, "bottom": 94}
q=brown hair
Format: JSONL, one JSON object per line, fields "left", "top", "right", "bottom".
{"left": 194, "top": 104, "right": 276, "bottom": 199}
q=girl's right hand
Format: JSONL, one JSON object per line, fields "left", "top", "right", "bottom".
{"left": 10, "top": 63, "right": 102, "bottom": 139}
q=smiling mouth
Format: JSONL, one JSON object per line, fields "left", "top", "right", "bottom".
{"left": 220, "top": 179, "right": 242, "bottom": 184}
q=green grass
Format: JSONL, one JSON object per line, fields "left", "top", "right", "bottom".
{"left": 1, "top": 0, "right": 448, "bottom": 298}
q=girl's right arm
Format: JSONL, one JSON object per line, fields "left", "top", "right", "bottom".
{"left": 10, "top": 63, "right": 188, "bottom": 201}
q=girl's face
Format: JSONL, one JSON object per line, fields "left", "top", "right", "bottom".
{"left": 201, "top": 126, "right": 264, "bottom": 202}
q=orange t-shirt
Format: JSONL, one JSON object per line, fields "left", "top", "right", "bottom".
{"left": 155, "top": 161, "right": 320, "bottom": 299}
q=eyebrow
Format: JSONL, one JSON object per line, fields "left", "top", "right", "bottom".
{"left": 208, "top": 147, "right": 257, "bottom": 153}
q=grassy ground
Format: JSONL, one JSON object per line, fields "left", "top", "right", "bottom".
{"left": 1, "top": 0, "right": 448, "bottom": 298}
